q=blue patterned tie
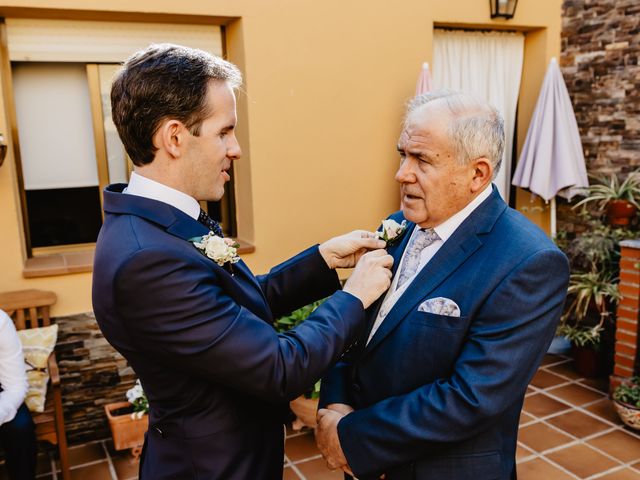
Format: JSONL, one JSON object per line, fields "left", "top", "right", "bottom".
{"left": 197, "top": 209, "right": 224, "bottom": 237}
{"left": 397, "top": 228, "right": 440, "bottom": 288}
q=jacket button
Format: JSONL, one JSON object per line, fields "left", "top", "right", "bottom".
{"left": 154, "top": 426, "right": 164, "bottom": 438}
{"left": 352, "top": 382, "right": 362, "bottom": 393}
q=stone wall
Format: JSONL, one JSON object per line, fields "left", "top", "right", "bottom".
{"left": 558, "top": 0, "right": 640, "bottom": 232}
{"left": 55, "top": 313, "right": 136, "bottom": 445}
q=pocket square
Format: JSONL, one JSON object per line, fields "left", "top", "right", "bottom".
{"left": 417, "top": 297, "right": 461, "bottom": 317}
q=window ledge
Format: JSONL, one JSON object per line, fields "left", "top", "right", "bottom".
{"left": 23, "top": 249, "right": 95, "bottom": 278}
{"left": 23, "top": 239, "right": 255, "bottom": 278}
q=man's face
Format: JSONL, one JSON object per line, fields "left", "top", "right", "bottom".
{"left": 395, "top": 102, "right": 477, "bottom": 228}
{"left": 184, "top": 81, "right": 241, "bottom": 202}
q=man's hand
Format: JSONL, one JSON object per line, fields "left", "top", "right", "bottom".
{"left": 319, "top": 230, "right": 386, "bottom": 269}
{"left": 343, "top": 250, "right": 393, "bottom": 308}
{"left": 326, "top": 403, "right": 354, "bottom": 416}
{"left": 316, "top": 408, "right": 352, "bottom": 473}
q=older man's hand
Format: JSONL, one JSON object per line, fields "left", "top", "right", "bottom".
{"left": 319, "top": 230, "right": 386, "bottom": 269}
{"left": 316, "top": 408, "right": 352, "bottom": 473}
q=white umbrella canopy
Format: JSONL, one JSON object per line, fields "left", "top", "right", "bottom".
{"left": 415, "top": 62, "right": 433, "bottom": 96}
{"left": 512, "top": 58, "right": 588, "bottom": 236}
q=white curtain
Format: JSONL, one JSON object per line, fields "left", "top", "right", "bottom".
{"left": 433, "top": 29, "right": 524, "bottom": 202}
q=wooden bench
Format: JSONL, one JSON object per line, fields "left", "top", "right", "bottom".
{"left": 0, "top": 289, "right": 70, "bottom": 480}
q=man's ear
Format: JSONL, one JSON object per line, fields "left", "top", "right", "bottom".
{"left": 154, "top": 119, "right": 186, "bottom": 159}
{"left": 470, "top": 157, "right": 493, "bottom": 193}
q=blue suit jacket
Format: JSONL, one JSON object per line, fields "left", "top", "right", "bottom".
{"left": 92, "top": 184, "right": 365, "bottom": 479}
{"left": 320, "top": 187, "right": 569, "bottom": 480}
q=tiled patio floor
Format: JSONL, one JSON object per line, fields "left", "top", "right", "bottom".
{"left": 2, "top": 354, "right": 640, "bottom": 479}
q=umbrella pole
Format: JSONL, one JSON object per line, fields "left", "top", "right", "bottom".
{"left": 550, "top": 197, "right": 557, "bottom": 238}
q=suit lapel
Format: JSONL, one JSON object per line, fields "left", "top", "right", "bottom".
{"left": 361, "top": 220, "right": 415, "bottom": 340}
{"left": 363, "top": 186, "right": 507, "bottom": 355}
{"left": 103, "top": 184, "right": 271, "bottom": 318}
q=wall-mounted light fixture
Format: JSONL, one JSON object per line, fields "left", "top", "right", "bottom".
{"left": 490, "top": 0, "right": 519, "bottom": 19}
{"left": 0, "top": 134, "right": 6, "bottom": 167}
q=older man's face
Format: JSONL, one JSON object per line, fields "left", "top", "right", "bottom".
{"left": 395, "top": 102, "right": 477, "bottom": 228}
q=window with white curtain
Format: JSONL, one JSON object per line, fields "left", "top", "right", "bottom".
{"left": 433, "top": 29, "right": 525, "bottom": 203}
{"left": 6, "top": 19, "right": 232, "bottom": 252}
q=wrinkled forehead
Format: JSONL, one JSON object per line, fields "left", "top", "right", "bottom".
{"left": 398, "top": 103, "right": 451, "bottom": 150}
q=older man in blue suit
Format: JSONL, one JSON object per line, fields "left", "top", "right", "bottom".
{"left": 92, "top": 44, "right": 393, "bottom": 479}
{"left": 317, "top": 91, "right": 570, "bottom": 480}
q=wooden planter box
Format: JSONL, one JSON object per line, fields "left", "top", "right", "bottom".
{"left": 104, "top": 402, "right": 149, "bottom": 452}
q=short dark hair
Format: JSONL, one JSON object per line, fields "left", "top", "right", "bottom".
{"left": 111, "top": 43, "right": 242, "bottom": 166}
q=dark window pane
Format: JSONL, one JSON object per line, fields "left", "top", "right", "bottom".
{"left": 26, "top": 187, "right": 102, "bottom": 247}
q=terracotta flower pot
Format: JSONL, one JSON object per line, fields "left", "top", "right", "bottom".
{"left": 607, "top": 200, "right": 637, "bottom": 226}
{"left": 104, "top": 401, "right": 148, "bottom": 455}
{"left": 289, "top": 396, "right": 319, "bottom": 431}
{"left": 613, "top": 399, "right": 640, "bottom": 430}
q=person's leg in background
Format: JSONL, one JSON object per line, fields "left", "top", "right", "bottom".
{"left": 0, "top": 403, "right": 36, "bottom": 480}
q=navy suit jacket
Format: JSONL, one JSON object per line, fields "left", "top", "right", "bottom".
{"left": 92, "top": 184, "right": 365, "bottom": 479}
{"left": 320, "top": 187, "right": 569, "bottom": 480}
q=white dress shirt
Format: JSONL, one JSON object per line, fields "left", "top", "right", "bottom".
{"left": 124, "top": 171, "right": 201, "bottom": 220}
{"left": 0, "top": 310, "right": 28, "bottom": 425}
{"left": 367, "top": 185, "right": 493, "bottom": 343}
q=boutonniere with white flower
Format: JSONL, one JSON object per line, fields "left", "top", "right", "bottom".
{"left": 376, "top": 219, "right": 408, "bottom": 246}
{"left": 189, "top": 233, "right": 240, "bottom": 274}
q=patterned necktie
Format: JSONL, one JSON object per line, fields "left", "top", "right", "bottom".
{"left": 197, "top": 209, "right": 224, "bottom": 237}
{"left": 397, "top": 228, "right": 440, "bottom": 288}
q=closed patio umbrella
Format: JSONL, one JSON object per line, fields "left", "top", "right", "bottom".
{"left": 511, "top": 57, "right": 588, "bottom": 237}
{"left": 415, "top": 62, "right": 433, "bottom": 96}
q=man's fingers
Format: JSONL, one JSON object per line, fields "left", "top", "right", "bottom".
{"left": 317, "top": 408, "right": 330, "bottom": 420}
{"left": 354, "top": 236, "right": 387, "bottom": 250}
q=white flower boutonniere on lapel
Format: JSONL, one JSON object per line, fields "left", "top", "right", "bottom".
{"left": 376, "top": 219, "right": 408, "bottom": 246}
{"left": 189, "top": 233, "right": 240, "bottom": 273}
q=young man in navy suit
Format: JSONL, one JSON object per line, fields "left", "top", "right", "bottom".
{"left": 317, "top": 91, "right": 570, "bottom": 480}
{"left": 92, "top": 44, "right": 393, "bottom": 479}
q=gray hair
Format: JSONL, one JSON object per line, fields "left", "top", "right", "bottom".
{"left": 406, "top": 90, "right": 505, "bottom": 178}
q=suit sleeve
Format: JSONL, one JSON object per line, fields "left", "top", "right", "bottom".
{"left": 257, "top": 245, "right": 342, "bottom": 319}
{"left": 113, "top": 246, "right": 365, "bottom": 403}
{"left": 337, "top": 248, "right": 569, "bottom": 478}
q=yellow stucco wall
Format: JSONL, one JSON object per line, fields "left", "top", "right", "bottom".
{"left": 0, "top": 0, "right": 561, "bottom": 315}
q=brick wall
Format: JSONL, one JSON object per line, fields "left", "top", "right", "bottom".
{"left": 614, "top": 240, "right": 640, "bottom": 379}
{"left": 558, "top": 0, "right": 640, "bottom": 233}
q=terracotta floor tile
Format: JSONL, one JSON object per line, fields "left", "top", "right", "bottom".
{"left": 518, "top": 422, "right": 574, "bottom": 452}
{"left": 516, "top": 457, "right": 575, "bottom": 480}
{"left": 295, "top": 457, "right": 345, "bottom": 479}
{"left": 530, "top": 370, "right": 569, "bottom": 389}
{"left": 516, "top": 444, "right": 535, "bottom": 462}
{"left": 70, "top": 461, "right": 113, "bottom": 480}
{"left": 546, "top": 444, "right": 621, "bottom": 477}
{"left": 547, "top": 383, "right": 606, "bottom": 406}
{"left": 541, "top": 354, "right": 568, "bottom": 366}
{"left": 588, "top": 430, "right": 640, "bottom": 463}
{"left": 598, "top": 468, "right": 640, "bottom": 480}
{"left": 67, "top": 442, "right": 106, "bottom": 467}
{"left": 283, "top": 466, "right": 301, "bottom": 479}
{"left": 285, "top": 431, "right": 321, "bottom": 462}
{"left": 580, "top": 377, "right": 611, "bottom": 393}
{"left": 520, "top": 411, "right": 536, "bottom": 425}
{"left": 546, "top": 410, "right": 611, "bottom": 438}
{"left": 522, "top": 393, "right": 571, "bottom": 417}
{"left": 547, "top": 362, "right": 581, "bottom": 380}
{"left": 586, "top": 398, "right": 624, "bottom": 425}
{"left": 112, "top": 452, "right": 140, "bottom": 479}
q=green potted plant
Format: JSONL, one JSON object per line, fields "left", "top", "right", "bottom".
{"left": 274, "top": 299, "right": 325, "bottom": 430}
{"left": 574, "top": 171, "right": 640, "bottom": 225}
{"left": 558, "top": 270, "right": 620, "bottom": 377}
{"left": 104, "top": 379, "right": 149, "bottom": 458}
{"left": 612, "top": 377, "right": 640, "bottom": 430}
